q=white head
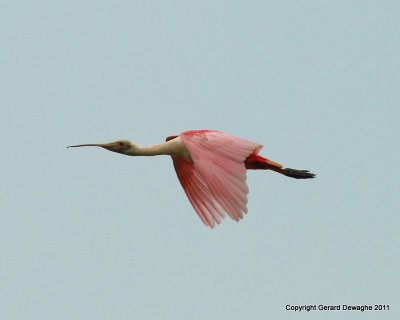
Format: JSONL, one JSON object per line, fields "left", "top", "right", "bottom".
{"left": 67, "top": 140, "right": 138, "bottom": 156}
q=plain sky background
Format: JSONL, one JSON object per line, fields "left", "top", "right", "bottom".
{"left": 1, "top": 1, "right": 399, "bottom": 319}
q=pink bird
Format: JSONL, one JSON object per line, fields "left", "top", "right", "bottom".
{"left": 68, "top": 130, "right": 315, "bottom": 228}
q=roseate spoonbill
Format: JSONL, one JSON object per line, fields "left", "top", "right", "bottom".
{"left": 68, "top": 130, "right": 315, "bottom": 228}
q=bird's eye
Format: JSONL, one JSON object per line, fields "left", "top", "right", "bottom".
{"left": 118, "top": 142, "right": 124, "bottom": 147}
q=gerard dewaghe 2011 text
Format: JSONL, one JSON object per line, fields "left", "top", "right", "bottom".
{"left": 286, "top": 304, "right": 390, "bottom": 312}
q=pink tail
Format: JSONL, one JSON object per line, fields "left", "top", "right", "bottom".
{"left": 244, "top": 153, "right": 315, "bottom": 179}
{"left": 244, "top": 153, "right": 283, "bottom": 170}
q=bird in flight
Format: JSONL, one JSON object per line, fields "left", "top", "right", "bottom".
{"left": 68, "top": 130, "right": 315, "bottom": 228}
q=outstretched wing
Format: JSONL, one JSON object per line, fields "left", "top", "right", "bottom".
{"left": 172, "top": 130, "right": 262, "bottom": 228}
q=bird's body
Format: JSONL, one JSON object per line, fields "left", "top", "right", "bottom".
{"left": 69, "top": 129, "right": 315, "bottom": 228}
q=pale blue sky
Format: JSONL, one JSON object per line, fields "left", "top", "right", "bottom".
{"left": 1, "top": 1, "right": 399, "bottom": 319}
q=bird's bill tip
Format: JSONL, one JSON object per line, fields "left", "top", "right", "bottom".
{"left": 67, "top": 143, "right": 104, "bottom": 148}
{"left": 67, "top": 142, "right": 124, "bottom": 153}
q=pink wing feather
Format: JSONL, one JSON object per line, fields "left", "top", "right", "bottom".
{"left": 172, "top": 130, "right": 262, "bottom": 228}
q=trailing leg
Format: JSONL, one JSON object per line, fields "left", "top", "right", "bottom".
{"left": 274, "top": 168, "right": 316, "bottom": 179}
{"left": 244, "top": 152, "right": 315, "bottom": 179}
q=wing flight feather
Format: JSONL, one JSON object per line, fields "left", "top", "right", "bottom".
{"left": 172, "top": 130, "right": 262, "bottom": 227}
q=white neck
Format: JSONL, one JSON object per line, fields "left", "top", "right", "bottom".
{"left": 126, "top": 137, "right": 191, "bottom": 161}
{"left": 128, "top": 143, "right": 170, "bottom": 156}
